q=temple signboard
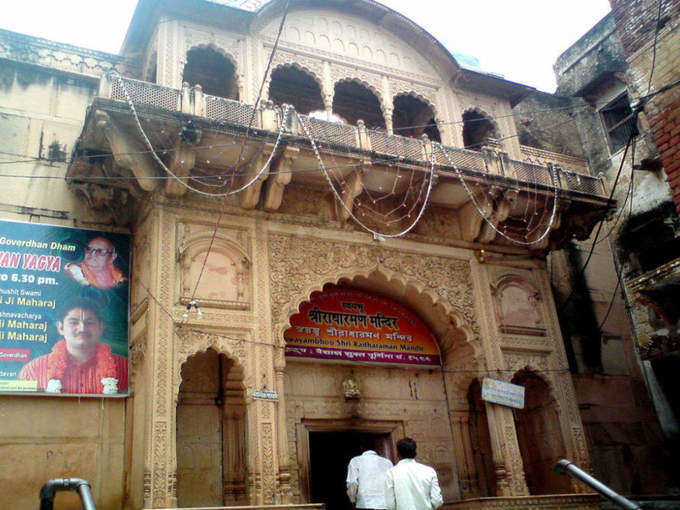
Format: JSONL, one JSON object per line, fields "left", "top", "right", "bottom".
{"left": 285, "top": 288, "right": 440, "bottom": 367}
{"left": 0, "top": 220, "right": 130, "bottom": 397}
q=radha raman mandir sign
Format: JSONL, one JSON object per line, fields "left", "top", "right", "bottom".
{"left": 284, "top": 289, "right": 440, "bottom": 367}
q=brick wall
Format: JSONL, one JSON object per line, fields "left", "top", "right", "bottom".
{"left": 609, "top": 0, "right": 680, "bottom": 211}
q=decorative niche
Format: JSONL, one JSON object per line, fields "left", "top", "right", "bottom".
{"left": 178, "top": 226, "right": 251, "bottom": 310}
{"left": 490, "top": 275, "right": 546, "bottom": 336}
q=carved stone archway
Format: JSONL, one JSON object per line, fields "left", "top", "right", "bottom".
{"left": 175, "top": 346, "right": 247, "bottom": 507}
{"left": 272, "top": 258, "right": 480, "bottom": 502}
{"left": 274, "top": 262, "right": 479, "bottom": 366}
{"left": 169, "top": 331, "right": 251, "bottom": 505}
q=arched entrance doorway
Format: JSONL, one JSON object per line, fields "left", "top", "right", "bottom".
{"left": 282, "top": 273, "right": 478, "bottom": 507}
{"left": 466, "top": 379, "right": 496, "bottom": 497}
{"left": 176, "top": 348, "right": 246, "bottom": 507}
{"left": 511, "top": 369, "right": 569, "bottom": 495}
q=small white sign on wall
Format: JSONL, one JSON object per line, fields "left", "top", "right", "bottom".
{"left": 252, "top": 389, "right": 279, "bottom": 401}
{"left": 482, "top": 377, "right": 525, "bottom": 409}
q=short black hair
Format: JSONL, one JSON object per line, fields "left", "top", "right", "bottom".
{"left": 360, "top": 436, "right": 375, "bottom": 452}
{"left": 396, "top": 437, "right": 417, "bottom": 459}
{"left": 56, "top": 297, "right": 104, "bottom": 323}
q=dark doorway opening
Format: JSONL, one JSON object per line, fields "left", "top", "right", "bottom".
{"left": 309, "top": 430, "right": 392, "bottom": 510}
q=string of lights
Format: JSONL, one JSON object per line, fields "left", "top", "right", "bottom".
{"left": 0, "top": 95, "right": 596, "bottom": 168}
{"left": 187, "top": 0, "right": 292, "bottom": 308}
{"left": 437, "top": 143, "right": 560, "bottom": 246}
{"left": 295, "top": 109, "right": 437, "bottom": 239}
{"left": 114, "top": 72, "right": 292, "bottom": 198}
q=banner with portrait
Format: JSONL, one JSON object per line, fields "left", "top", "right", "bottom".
{"left": 0, "top": 220, "right": 130, "bottom": 396}
{"left": 285, "top": 288, "right": 440, "bottom": 367}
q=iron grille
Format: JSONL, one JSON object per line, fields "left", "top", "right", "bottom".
{"left": 204, "top": 94, "right": 258, "bottom": 128}
{"left": 368, "top": 130, "right": 424, "bottom": 161}
{"left": 307, "top": 118, "right": 359, "bottom": 148}
{"left": 510, "top": 160, "right": 554, "bottom": 186}
{"left": 111, "top": 77, "right": 180, "bottom": 111}
{"left": 436, "top": 146, "right": 487, "bottom": 173}
{"left": 561, "top": 171, "right": 604, "bottom": 195}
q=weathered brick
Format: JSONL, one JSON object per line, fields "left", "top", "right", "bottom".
{"left": 656, "top": 132, "right": 671, "bottom": 144}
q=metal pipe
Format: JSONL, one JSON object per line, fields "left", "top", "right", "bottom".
{"left": 554, "top": 460, "right": 641, "bottom": 510}
{"left": 40, "top": 478, "right": 96, "bottom": 510}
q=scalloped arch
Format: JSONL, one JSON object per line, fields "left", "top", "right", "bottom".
{"left": 268, "top": 61, "right": 324, "bottom": 92}
{"left": 510, "top": 365, "right": 557, "bottom": 396}
{"left": 393, "top": 90, "right": 438, "bottom": 117}
{"left": 462, "top": 106, "right": 501, "bottom": 137}
{"left": 493, "top": 273, "right": 540, "bottom": 294}
{"left": 333, "top": 77, "right": 385, "bottom": 110}
{"left": 274, "top": 262, "right": 479, "bottom": 367}
{"left": 182, "top": 43, "right": 239, "bottom": 70}
{"left": 179, "top": 231, "right": 250, "bottom": 265}
{"left": 173, "top": 330, "right": 248, "bottom": 405}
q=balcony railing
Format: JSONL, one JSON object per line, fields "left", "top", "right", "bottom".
{"left": 102, "top": 75, "right": 607, "bottom": 198}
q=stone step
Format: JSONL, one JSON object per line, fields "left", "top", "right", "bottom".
{"left": 601, "top": 496, "right": 680, "bottom": 510}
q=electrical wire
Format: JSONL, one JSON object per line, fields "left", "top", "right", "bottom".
{"left": 188, "top": 0, "right": 291, "bottom": 304}
{"left": 557, "top": 127, "right": 635, "bottom": 314}
{"left": 136, "top": 274, "right": 572, "bottom": 375}
{"left": 0, "top": 91, "right": 595, "bottom": 168}
{"left": 646, "top": 0, "right": 664, "bottom": 95}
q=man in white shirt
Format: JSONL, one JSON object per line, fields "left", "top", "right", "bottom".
{"left": 385, "top": 437, "right": 443, "bottom": 510}
{"left": 346, "top": 438, "right": 394, "bottom": 509}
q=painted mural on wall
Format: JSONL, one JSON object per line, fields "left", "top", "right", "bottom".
{"left": 285, "top": 288, "right": 440, "bottom": 366}
{"left": 0, "top": 220, "right": 129, "bottom": 396}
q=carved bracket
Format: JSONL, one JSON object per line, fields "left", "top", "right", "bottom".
{"left": 94, "top": 110, "right": 160, "bottom": 192}
{"left": 264, "top": 146, "right": 299, "bottom": 211}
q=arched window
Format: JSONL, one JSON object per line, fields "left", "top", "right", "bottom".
{"left": 333, "top": 81, "right": 385, "bottom": 129}
{"left": 462, "top": 109, "right": 498, "bottom": 150}
{"left": 268, "top": 65, "right": 324, "bottom": 115}
{"left": 183, "top": 47, "right": 238, "bottom": 100}
{"left": 392, "top": 94, "right": 441, "bottom": 142}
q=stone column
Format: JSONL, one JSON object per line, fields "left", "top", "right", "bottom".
{"left": 323, "top": 60, "right": 334, "bottom": 116}
{"left": 470, "top": 259, "right": 529, "bottom": 496}
{"left": 484, "top": 402, "right": 529, "bottom": 496}
{"left": 144, "top": 205, "right": 180, "bottom": 508}
{"left": 384, "top": 107, "right": 394, "bottom": 135}
{"left": 275, "top": 358, "right": 292, "bottom": 502}
{"left": 156, "top": 18, "right": 182, "bottom": 89}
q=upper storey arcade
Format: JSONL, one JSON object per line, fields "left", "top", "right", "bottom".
{"left": 44, "top": 0, "right": 612, "bottom": 249}
{"left": 121, "top": 0, "right": 533, "bottom": 155}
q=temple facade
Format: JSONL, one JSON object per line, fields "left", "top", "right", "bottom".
{"left": 0, "top": 1, "right": 662, "bottom": 509}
